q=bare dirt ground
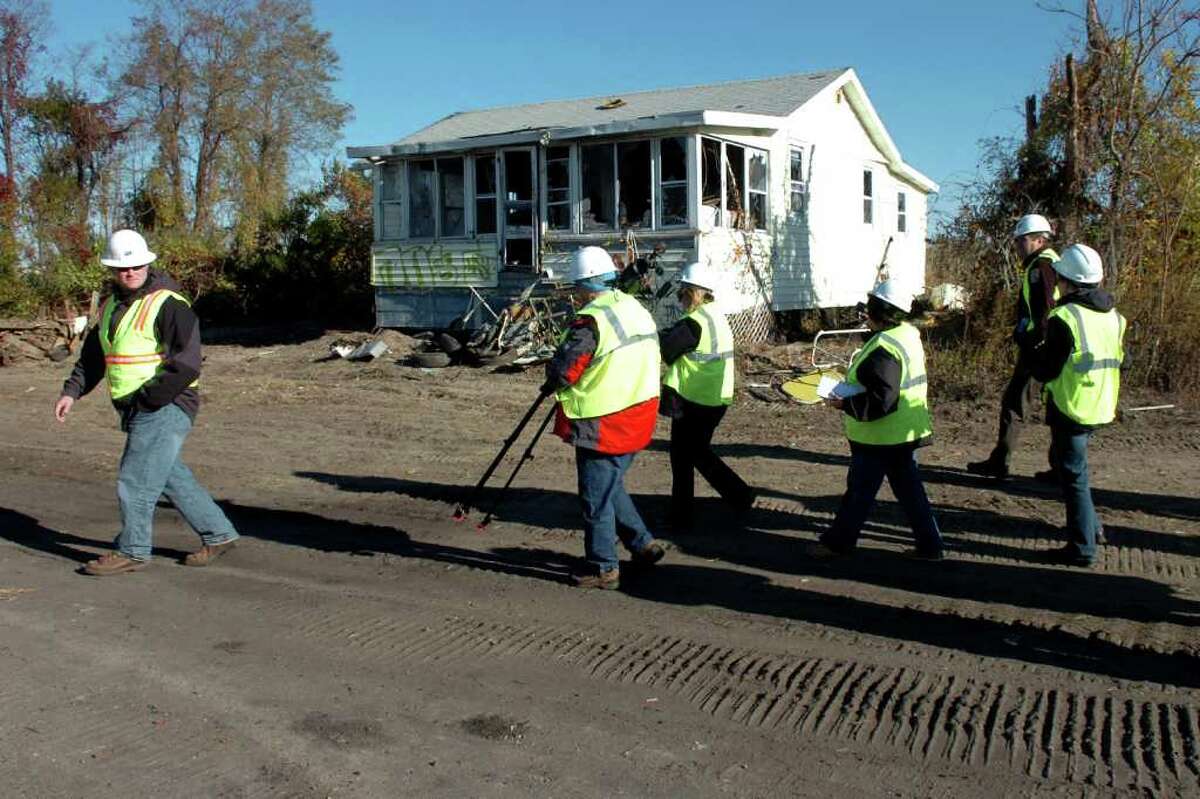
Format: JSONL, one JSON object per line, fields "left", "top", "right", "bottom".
{"left": 1, "top": 329, "right": 1198, "bottom": 798}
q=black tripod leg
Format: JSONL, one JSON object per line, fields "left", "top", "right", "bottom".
{"left": 476, "top": 404, "right": 557, "bottom": 530}
{"left": 453, "top": 391, "right": 549, "bottom": 519}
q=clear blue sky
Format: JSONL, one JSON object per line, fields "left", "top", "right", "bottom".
{"left": 46, "top": 0, "right": 1087, "bottom": 228}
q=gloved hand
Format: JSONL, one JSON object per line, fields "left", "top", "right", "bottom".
{"left": 538, "top": 379, "right": 557, "bottom": 397}
{"left": 117, "top": 401, "right": 138, "bottom": 432}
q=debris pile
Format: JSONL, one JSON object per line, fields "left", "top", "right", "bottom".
{"left": 0, "top": 317, "right": 88, "bottom": 367}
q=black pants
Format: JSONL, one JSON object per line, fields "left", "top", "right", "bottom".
{"left": 989, "top": 355, "right": 1050, "bottom": 469}
{"left": 669, "top": 402, "right": 753, "bottom": 526}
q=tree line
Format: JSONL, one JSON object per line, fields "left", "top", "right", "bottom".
{"left": 0, "top": 0, "right": 371, "bottom": 323}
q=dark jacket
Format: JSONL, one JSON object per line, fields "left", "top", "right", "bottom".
{"left": 657, "top": 315, "right": 703, "bottom": 419}
{"left": 61, "top": 269, "right": 202, "bottom": 421}
{"left": 1014, "top": 246, "right": 1059, "bottom": 348}
{"left": 1024, "top": 286, "right": 1118, "bottom": 432}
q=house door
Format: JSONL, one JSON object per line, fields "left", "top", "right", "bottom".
{"left": 499, "top": 148, "right": 538, "bottom": 270}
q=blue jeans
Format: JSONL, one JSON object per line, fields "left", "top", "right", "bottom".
{"left": 1050, "top": 426, "right": 1099, "bottom": 561}
{"left": 576, "top": 448, "right": 655, "bottom": 574}
{"left": 115, "top": 403, "right": 239, "bottom": 561}
{"left": 821, "top": 444, "right": 943, "bottom": 555}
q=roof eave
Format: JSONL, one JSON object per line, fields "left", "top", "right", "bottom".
{"left": 837, "top": 70, "right": 937, "bottom": 194}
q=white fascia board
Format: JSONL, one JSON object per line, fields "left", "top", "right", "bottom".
{"left": 697, "top": 111, "right": 785, "bottom": 133}
{"left": 831, "top": 69, "right": 939, "bottom": 195}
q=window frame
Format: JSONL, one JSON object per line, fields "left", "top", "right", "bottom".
{"left": 377, "top": 160, "right": 405, "bottom": 241}
{"left": 701, "top": 135, "right": 769, "bottom": 231}
{"left": 862, "top": 167, "right": 875, "bottom": 226}
{"left": 788, "top": 145, "right": 807, "bottom": 216}
{"left": 897, "top": 190, "right": 907, "bottom": 233}
{"left": 656, "top": 136, "right": 690, "bottom": 229}
{"left": 404, "top": 156, "right": 470, "bottom": 241}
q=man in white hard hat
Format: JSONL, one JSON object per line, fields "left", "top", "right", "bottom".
{"left": 968, "top": 213, "right": 1060, "bottom": 481}
{"left": 658, "top": 262, "right": 754, "bottom": 533}
{"left": 53, "top": 229, "right": 240, "bottom": 576}
{"left": 1026, "top": 244, "right": 1124, "bottom": 567}
{"left": 808, "top": 279, "right": 944, "bottom": 561}
{"left": 542, "top": 246, "right": 665, "bottom": 589}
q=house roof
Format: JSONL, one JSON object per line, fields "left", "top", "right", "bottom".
{"left": 347, "top": 69, "right": 938, "bottom": 194}
{"left": 391, "top": 70, "right": 847, "bottom": 146}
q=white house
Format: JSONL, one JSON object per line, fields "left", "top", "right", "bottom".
{"left": 347, "top": 69, "right": 938, "bottom": 338}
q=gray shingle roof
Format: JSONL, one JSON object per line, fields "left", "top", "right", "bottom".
{"left": 394, "top": 70, "right": 848, "bottom": 146}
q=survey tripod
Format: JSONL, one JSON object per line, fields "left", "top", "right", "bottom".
{"left": 453, "top": 390, "right": 557, "bottom": 530}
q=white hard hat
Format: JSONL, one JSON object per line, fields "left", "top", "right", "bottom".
{"left": 677, "top": 262, "right": 717, "bottom": 292}
{"left": 868, "top": 279, "right": 916, "bottom": 313}
{"left": 1053, "top": 243, "right": 1103, "bottom": 284}
{"left": 1012, "top": 214, "right": 1053, "bottom": 239}
{"left": 101, "top": 229, "right": 157, "bottom": 268}
{"left": 564, "top": 246, "right": 616, "bottom": 284}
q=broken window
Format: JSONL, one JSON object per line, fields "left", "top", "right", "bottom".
{"left": 863, "top": 169, "right": 874, "bottom": 225}
{"left": 380, "top": 161, "right": 403, "bottom": 239}
{"left": 546, "top": 146, "right": 570, "bottom": 230}
{"left": 748, "top": 150, "right": 767, "bottom": 230}
{"left": 897, "top": 191, "right": 907, "bottom": 233}
{"left": 725, "top": 143, "right": 745, "bottom": 229}
{"left": 474, "top": 154, "right": 497, "bottom": 235}
{"left": 409, "top": 160, "right": 436, "bottom": 238}
{"left": 617, "top": 140, "right": 651, "bottom": 229}
{"left": 659, "top": 136, "right": 688, "bottom": 227}
{"left": 701, "top": 137, "right": 722, "bottom": 225}
{"left": 789, "top": 147, "right": 806, "bottom": 215}
{"left": 581, "top": 143, "right": 615, "bottom": 230}
{"left": 438, "top": 157, "right": 465, "bottom": 237}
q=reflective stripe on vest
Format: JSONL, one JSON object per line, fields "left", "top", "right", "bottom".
{"left": 1020, "top": 247, "right": 1060, "bottom": 332}
{"left": 843, "top": 322, "right": 933, "bottom": 446}
{"left": 99, "top": 289, "right": 192, "bottom": 400}
{"left": 557, "top": 291, "right": 661, "bottom": 420}
{"left": 1042, "top": 302, "right": 1125, "bottom": 426}
{"left": 662, "top": 303, "right": 735, "bottom": 406}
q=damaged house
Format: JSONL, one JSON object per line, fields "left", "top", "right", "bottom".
{"left": 346, "top": 69, "right": 938, "bottom": 339}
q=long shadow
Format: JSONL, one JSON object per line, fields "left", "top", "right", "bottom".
{"left": 689, "top": 440, "right": 1200, "bottom": 523}
{"left": 297, "top": 471, "right": 1198, "bottom": 626}
{"left": 0, "top": 508, "right": 191, "bottom": 564}
{"left": 199, "top": 322, "right": 328, "bottom": 348}
{"left": 617, "top": 560, "right": 1200, "bottom": 689}
{"left": 218, "top": 501, "right": 576, "bottom": 586}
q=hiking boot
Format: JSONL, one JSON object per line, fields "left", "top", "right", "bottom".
{"left": 83, "top": 552, "right": 145, "bottom": 576}
{"left": 571, "top": 569, "right": 620, "bottom": 590}
{"left": 1043, "top": 544, "right": 1094, "bottom": 568}
{"left": 1032, "top": 469, "right": 1060, "bottom": 486}
{"left": 966, "top": 458, "right": 1010, "bottom": 480}
{"left": 630, "top": 541, "right": 665, "bottom": 567}
{"left": 184, "top": 539, "right": 237, "bottom": 567}
{"left": 904, "top": 547, "right": 946, "bottom": 562}
{"left": 805, "top": 542, "right": 849, "bottom": 560}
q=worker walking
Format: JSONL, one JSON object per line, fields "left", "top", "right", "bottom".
{"left": 1025, "top": 244, "right": 1124, "bottom": 567}
{"left": 968, "top": 214, "right": 1060, "bottom": 481}
{"left": 658, "top": 262, "right": 754, "bottom": 532}
{"left": 808, "top": 280, "right": 944, "bottom": 561}
{"left": 53, "top": 230, "right": 240, "bottom": 575}
{"left": 544, "top": 246, "right": 665, "bottom": 589}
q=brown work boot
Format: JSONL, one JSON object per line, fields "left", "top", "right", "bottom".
{"left": 630, "top": 541, "right": 665, "bottom": 567}
{"left": 571, "top": 569, "right": 620, "bottom": 590}
{"left": 83, "top": 552, "right": 146, "bottom": 576}
{"left": 184, "top": 539, "right": 237, "bottom": 567}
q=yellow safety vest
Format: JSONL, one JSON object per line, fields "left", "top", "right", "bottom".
{"left": 1020, "top": 247, "right": 1060, "bottom": 332}
{"left": 98, "top": 289, "right": 193, "bottom": 401}
{"left": 662, "top": 303, "right": 735, "bottom": 406}
{"left": 843, "top": 322, "right": 933, "bottom": 446}
{"left": 1042, "top": 302, "right": 1125, "bottom": 426}
{"left": 557, "top": 290, "right": 660, "bottom": 419}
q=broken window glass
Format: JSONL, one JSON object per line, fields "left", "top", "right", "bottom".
{"left": 504, "top": 150, "right": 533, "bottom": 228}
{"left": 438, "top": 157, "right": 465, "bottom": 237}
{"left": 380, "top": 162, "right": 403, "bottom": 239}
{"left": 725, "top": 143, "right": 745, "bottom": 229}
{"left": 581, "top": 143, "right": 615, "bottom": 231}
{"left": 748, "top": 149, "right": 767, "bottom": 230}
{"left": 474, "top": 154, "right": 496, "bottom": 235}
{"left": 863, "top": 169, "right": 874, "bottom": 225}
{"left": 659, "top": 136, "right": 688, "bottom": 227}
{"left": 546, "top": 145, "right": 570, "bottom": 231}
{"left": 617, "top": 140, "right": 651, "bottom": 229}
{"left": 409, "top": 160, "right": 436, "bottom": 238}
{"left": 701, "top": 137, "right": 722, "bottom": 226}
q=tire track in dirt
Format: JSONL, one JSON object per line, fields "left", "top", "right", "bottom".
{"left": 276, "top": 605, "right": 1199, "bottom": 791}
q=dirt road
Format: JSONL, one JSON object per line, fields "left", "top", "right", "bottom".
{"left": 1, "top": 332, "right": 1197, "bottom": 797}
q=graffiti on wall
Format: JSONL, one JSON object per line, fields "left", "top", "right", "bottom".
{"left": 373, "top": 241, "right": 500, "bottom": 288}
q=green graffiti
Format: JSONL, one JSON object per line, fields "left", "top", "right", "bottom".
{"left": 379, "top": 241, "right": 499, "bottom": 287}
